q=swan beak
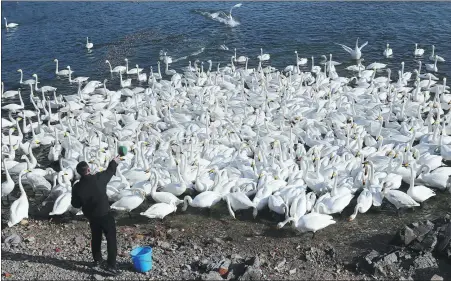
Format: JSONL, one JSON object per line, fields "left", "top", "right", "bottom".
{"left": 17, "top": 117, "right": 23, "bottom": 121}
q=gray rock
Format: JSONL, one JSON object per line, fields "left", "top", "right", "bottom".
{"left": 239, "top": 267, "right": 263, "bottom": 281}
{"left": 4, "top": 234, "right": 22, "bottom": 247}
{"left": 202, "top": 271, "right": 223, "bottom": 280}
{"left": 93, "top": 274, "right": 104, "bottom": 280}
{"left": 430, "top": 274, "right": 443, "bottom": 281}
{"left": 289, "top": 268, "right": 297, "bottom": 275}
{"left": 25, "top": 237, "right": 36, "bottom": 243}
{"left": 157, "top": 241, "right": 171, "bottom": 250}
{"left": 381, "top": 252, "right": 398, "bottom": 265}
{"left": 213, "top": 237, "right": 224, "bottom": 244}
{"left": 251, "top": 255, "right": 261, "bottom": 268}
{"left": 412, "top": 252, "right": 437, "bottom": 269}
{"left": 231, "top": 254, "right": 244, "bottom": 263}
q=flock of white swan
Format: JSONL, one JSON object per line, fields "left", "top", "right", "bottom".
{"left": 1, "top": 23, "right": 450, "bottom": 235}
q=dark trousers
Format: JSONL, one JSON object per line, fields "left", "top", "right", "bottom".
{"left": 89, "top": 213, "right": 117, "bottom": 268}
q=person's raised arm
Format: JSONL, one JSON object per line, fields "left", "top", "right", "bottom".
{"left": 96, "top": 157, "right": 119, "bottom": 188}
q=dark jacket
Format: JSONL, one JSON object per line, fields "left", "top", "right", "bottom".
{"left": 71, "top": 160, "right": 118, "bottom": 220}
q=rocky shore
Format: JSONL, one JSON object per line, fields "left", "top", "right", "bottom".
{"left": 2, "top": 204, "right": 450, "bottom": 281}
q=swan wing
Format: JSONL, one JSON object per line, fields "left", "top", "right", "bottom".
{"left": 335, "top": 43, "right": 353, "bottom": 55}
{"left": 359, "top": 41, "right": 368, "bottom": 50}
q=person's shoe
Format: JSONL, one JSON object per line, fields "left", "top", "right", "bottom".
{"left": 103, "top": 266, "right": 120, "bottom": 277}
{"left": 92, "top": 260, "right": 104, "bottom": 268}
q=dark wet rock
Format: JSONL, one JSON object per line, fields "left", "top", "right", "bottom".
{"left": 357, "top": 217, "right": 451, "bottom": 279}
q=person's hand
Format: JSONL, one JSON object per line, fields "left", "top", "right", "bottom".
{"left": 113, "top": 155, "right": 120, "bottom": 163}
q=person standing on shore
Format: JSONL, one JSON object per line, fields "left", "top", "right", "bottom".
{"left": 71, "top": 157, "right": 120, "bottom": 276}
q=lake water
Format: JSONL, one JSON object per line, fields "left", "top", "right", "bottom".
{"left": 1, "top": 1, "right": 451, "bottom": 106}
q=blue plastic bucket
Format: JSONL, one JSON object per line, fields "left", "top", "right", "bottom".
{"left": 130, "top": 246, "right": 153, "bottom": 273}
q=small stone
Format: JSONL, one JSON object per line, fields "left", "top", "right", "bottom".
{"left": 252, "top": 255, "right": 261, "bottom": 268}
{"left": 231, "top": 253, "right": 244, "bottom": 263}
{"left": 274, "top": 258, "right": 286, "bottom": 271}
{"left": 183, "top": 264, "right": 191, "bottom": 271}
{"left": 157, "top": 241, "right": 171, "bottom": 250}
{"left": 213, "top": 237, "right": 224, "bottom": 244}
{"left": 20, "top": 220, "right": 29, "bottom": 226}
{"left": 289, "top": 268, "right": 297, "bottom": 275}
{"left": 25, "top": 237, "right": 36, "bottom": 243}
{"left": 430, "top": 274, "right": 443, "bottom": 281}
{"left": 93, "top": 274, "right": 104, "bottom": 280}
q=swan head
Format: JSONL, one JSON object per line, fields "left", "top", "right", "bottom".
{"left": 17, "top": 69, "right": 22, "bottom": 72}
{"left": 124, "top": 58, "right": 128, "bottom": 61}
{"left": 105, "top": 60, "right": 109, "bottom": 63}
{"left": 32, "top": 74, "right": 37, "bottom": 77}
{"left": 53, "top": 59, "right": 58, "bottom": 62}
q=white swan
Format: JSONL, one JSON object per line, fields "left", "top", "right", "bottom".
{"left": 149, "top": 170, "right": 183, "bottom": 205}
{"left": 140, "top": 202, "right": 177, "bottom": 220}
{"left": 1, "top": 158, "right": 15, "bottom": 203}
{"left": 8, "top": 169, "right": 29, "bottom": 227}
{"left": 349, "top": 188, "right": 372, "bottom": 221}
{"left": 417, "top": 165, "right": 451, "bottom": 191}
{"left": 110, "top": 188, "right": 146, "bottom": 217}
{"left": 429, "top": 45, "right": 445, "bottom": 62}
{"left": 425, "top": 56, "right": 438, "bottom": 73}
{"left": 67, "top": 66, "right": 89, "bottom": 84}
{"left": 53, "top": 59, "right": 72, "bottom": 76}
{"left": 406, "top": 165, "right": 435, "bottom": 203}
{"left": 119, "top": 71, "right": 132, "bottom": 88}
{"left": 182, "top": 191, "right": 222, "bottom": 211}
{"left": 4, "top": 17, "right": 18, "bottom": 28}
{"left": 414, "top": 43, "right": 424, "bottom": 57}
{"left": 257, "top": 48, "right": 270, "bottom": 61}
{"left": 383, "top": 43, "right": 393, "bottom": 58}
{"left": 224, "top": 187, "right": 256, "bottom": 219}
{"left": 17, "top": 69, "right": 36, "bottom": 85}
{"left": 86, "top": 37, "right": 93, "bottom": 50}
{"left": 383, "top": 187, "right": 420, "bottom": 210}
{"left": 277, "top": 212, "right": 336, "bottom": 234}
{"left": 234, "top": 48, "right": 247, "bottom": 63}
{"left": 2, "top": 89, "right": 24, "bottom": 112}
{"left": 105, "top": 60, "right": 126, "bottom": 74}
{"left": 335, "top": 37, "right": 368, "bottom": 60}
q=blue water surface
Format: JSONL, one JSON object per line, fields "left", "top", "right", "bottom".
{"left": 1, "top": 1, "right": 450, "bottom": 107}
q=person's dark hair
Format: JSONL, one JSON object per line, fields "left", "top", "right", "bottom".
{"left": 76, "top": 161, "right": 90, "bottom": 176}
